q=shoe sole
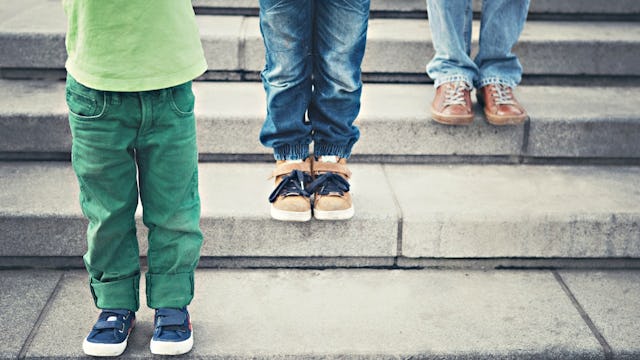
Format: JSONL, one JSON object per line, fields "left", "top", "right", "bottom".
{"left": 83, "top": 338, "right": 128, "bottom": 357}
{"left": 484, "top": 111, "right": 529, "bottom": 126}
{"left": 150, "top": 333, "right": 194, "bottom": 355}
{"left": 271, "top": 205, "right": 312, "bottom": 222}
{"left": 477, "top": 95, "right": 528, "bottom": 126}
{"left": 314, "top": 206, "right": 355, "bottom": 220}
{"left": 431, "top": 107, "right": 474, "bottom": 126}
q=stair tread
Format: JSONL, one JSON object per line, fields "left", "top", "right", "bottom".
{"left": 1, "top": 2, "right": 639, "bottom": 76}
{"left": 1, "top": 162, "right": 639, "bottom": 259}
{"left": 192, "top": 0, "right": 640, "bottom": 15}
{"left": 1, "top": 80, "right": 639, "bottom": 158}
{"left": 3, "top": 268, "right": 638, "bottom": 359}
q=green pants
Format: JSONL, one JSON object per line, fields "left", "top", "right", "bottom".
{"left": 66, "top": 75, "right": 203, "bottom": 311}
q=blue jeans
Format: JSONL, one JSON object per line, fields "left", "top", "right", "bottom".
{"left": 258, "top": 0, "right": 370, "bottom": 161}
{"left": 426, "top": 0, "right": 530, "bottom": 89}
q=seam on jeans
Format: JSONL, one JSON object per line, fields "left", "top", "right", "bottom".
{"left": 67, "top": 88, "right": 108, "bottom": 120}
{"left": 261, "top": 0, "right": 290, "bottom": 13}
{"left": 478, "top": 78, "right": 517, "bottom": 88}
{"left": 436, "top": 75, "right": 473, "bottom": 88}
{"left": 169, "top": 85, "right": 195, "bottom": 116}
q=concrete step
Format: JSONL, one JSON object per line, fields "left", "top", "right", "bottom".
{"left": 193, "top": 0, "right": 640, "bottom": 20}
{"left": 1, "top": 162, "right": 639, "bottom": 268}
{"left": 1, "top": 79, "right": 639, "bottom": 162}
{"left": 1, "top": 1, "right": 639, "bottom": 80}
{"left": 4, "top": 268, "right": 639, "bottom": 358}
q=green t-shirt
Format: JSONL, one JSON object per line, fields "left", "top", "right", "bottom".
{"left": 63, "top": 0, "right": 208, "bottom": 92}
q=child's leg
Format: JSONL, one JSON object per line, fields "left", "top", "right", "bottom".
{"left": 135, "top": 82, "right": 203, "bottom": 309}
{"left": 425, "top": 0, "right": 477, "bottom": 88}
{"left": 309, "top": 0, "right": 370, "bottom": 159}
{"left": 475, "top": 0, "right": 530, "bottom": 89}
{"left": 258, "top": 0, "right": 314, "bottom": 161}
{"left": 67, "top": 75, "right": 141, "bottom": 311}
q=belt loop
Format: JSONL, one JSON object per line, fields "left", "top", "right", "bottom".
{"left": 110, "top": 92, "right": 121, "bottom": 105}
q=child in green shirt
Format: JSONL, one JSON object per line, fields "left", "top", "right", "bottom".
{"left": 63, "top": 0, "right": 206, "bottom": 356}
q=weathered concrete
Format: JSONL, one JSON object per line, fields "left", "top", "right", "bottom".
{"left": 23, "top": 269, "right": 604, "bottom": 358}
{"left": 385, "top": 164, "right": 640, "bottom": 258}
{"left": 524, "top": 86, "right": 640, "bottom": 158}
{"left": 191, "top": 0, "right": 640, "bottom": 15}
{"left": 0, "top": 270, "right": 62, "bottom": 359}
{"left": 560, "top": 271, "right": 640, "bottom": 359}
{"left": 196, "top": 15, "right": 244, "bottom": 71}
{"left": 3, "top": 80, "right": 640, "bottom": 159}
{"left": 0, "top": 162, "right": 398, "bottom": 258}
{"left": 197, "top": 163, "right": 398, "bottom": 257}
{"left": 2, "top": 2, "right": 640, "bottom": 76}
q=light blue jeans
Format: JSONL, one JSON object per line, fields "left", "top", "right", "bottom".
{"left": 258, "top": 0, "right": 370, "bottom": 161}
{"left": 426, "top": 0, "right": 530, "bottom": 89}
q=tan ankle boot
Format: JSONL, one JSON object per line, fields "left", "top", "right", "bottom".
{"left": 309, "top": 157, "right": 354, "bottom": 220}
{"left": 269, "top": 159, "right": 312, "bottom": 222}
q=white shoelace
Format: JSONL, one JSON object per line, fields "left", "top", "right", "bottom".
{"left": 443, "top": 82, "right": 472, "bottom": 107}
{"left": 491, "top": 84, "right": 516, "bottom": 105}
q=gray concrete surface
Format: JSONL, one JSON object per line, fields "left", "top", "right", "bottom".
{"left": 524, "top": 86, "right": 640, "bottom": 158}
{"left": 0, "top": 162, "right": 398, "bottom": 258}
{"left": 198, "top": 163, "right": 399, "bottom": 257}
{"left": 2, "top": 1, "right": 640, "bottom": 76}
{"left": 385, "top": 164, "right": 640, "bottom": 258}
{"left": 2, "top": 80, "right": 640, "bottom": 159}
{"left": 0, "top": 270, "right": 62, "bottom": 359}
{"left": 560, "top": 271, "right": 640, "bottom": 359}
{"left": 191, "top": 0, "right": 640, "bottom": 15}
{"left": 2, "top": 162, "right": 640, "bottom": 261}
{"left": 22, "top": 269, "right": 608, "bottom": 359}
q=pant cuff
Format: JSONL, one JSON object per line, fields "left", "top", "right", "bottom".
{"left": 314, "top": 142, "right": 355, "bottom": 159}
{"left": 434, "top": 75, "right": 474, "bottom": 89}
{"left": 90, "top": 273, "right": 140, "bottom": 312}
{"left": 146, "top": 272, "right": 195, "bottom": 309}
{"left": 273, "top": 143, "right": 310, "bottom": 161}
{"left": 477, "top": 77, "right": 518, "bottom": 89}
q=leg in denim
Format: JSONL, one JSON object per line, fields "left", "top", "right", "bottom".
{"left": 309, "top": 0, "right": 369, "bottom": 158}
{"left": 475, "top": 0, "right": 530, "bottom": 88}
{"left": 426, "top": 0, "right": 477, "bottom": 87}
{"left": 136, "top": 83, "right": 203, "bottom": 309}
{"left": 258, "top": 0, "right": 314, "bottom": 160}
{"left": 67, "top": 76, "right": 141, "bottom": 311}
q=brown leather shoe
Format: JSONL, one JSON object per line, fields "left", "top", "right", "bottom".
{"left": 309, "top": 157, "right": 354, "bottom": 220}
{"left": 477, "top": 84, "right": 528, "bottom": 125}
{"left": 269, "top": 158, "right": 312, "bottom": 222}
{"left": 431, "top": 81, "right": 474, "bottom": 125}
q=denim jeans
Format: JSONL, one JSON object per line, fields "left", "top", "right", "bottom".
{"left": 258, "top": 0, "right": 370, "bottom": 161}
{"left": 66, "top": 75, "right": 202, "bottom": 311}
{"left": 426, "top": 0, "right": 530, "bottom": 89}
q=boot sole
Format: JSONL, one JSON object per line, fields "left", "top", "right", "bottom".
{"left": 477, "top": 95, "right": 528, "bottom": 126}
{"left": 83, "top": 338, "right": 128, "bottom": 357}
{"left": 431, "top": 107, "right": 474, "bottom": 126}
{"left": 271, "top": 205, "right": 312, "bottom": 222}
{"left": 150, "top": 333, "right": 193, "bottom": 355}
{"left": 314, "top": 206, "right": 355, "bottom": 220}
{"left": 484, "top": 111, "right": 529, "bottom": 126}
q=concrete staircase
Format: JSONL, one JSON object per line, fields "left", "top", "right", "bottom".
{"left": 0, "top": 0, "right": 639, "bottom": 358}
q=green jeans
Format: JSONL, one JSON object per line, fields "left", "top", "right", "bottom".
{"left": 66, "top": 75, "right": 203, "bottom": 311}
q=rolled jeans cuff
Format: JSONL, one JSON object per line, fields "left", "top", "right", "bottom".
{"left": 314, "top": 142, "right": 355, "bottom": 159}
{"left": 146, "top": 272, "right": 195, "bottom": 309}
{"left": 477, "top": 77, "right": 518, "bottom": 89}
{"left": 273, "top": 143, "right": 310, "bottom": 161}
{"left": 434, "top": 75, "right": 474, "bottom": 89}
{"left": 90, "top": 273, "right": 140, "bottom": 312}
